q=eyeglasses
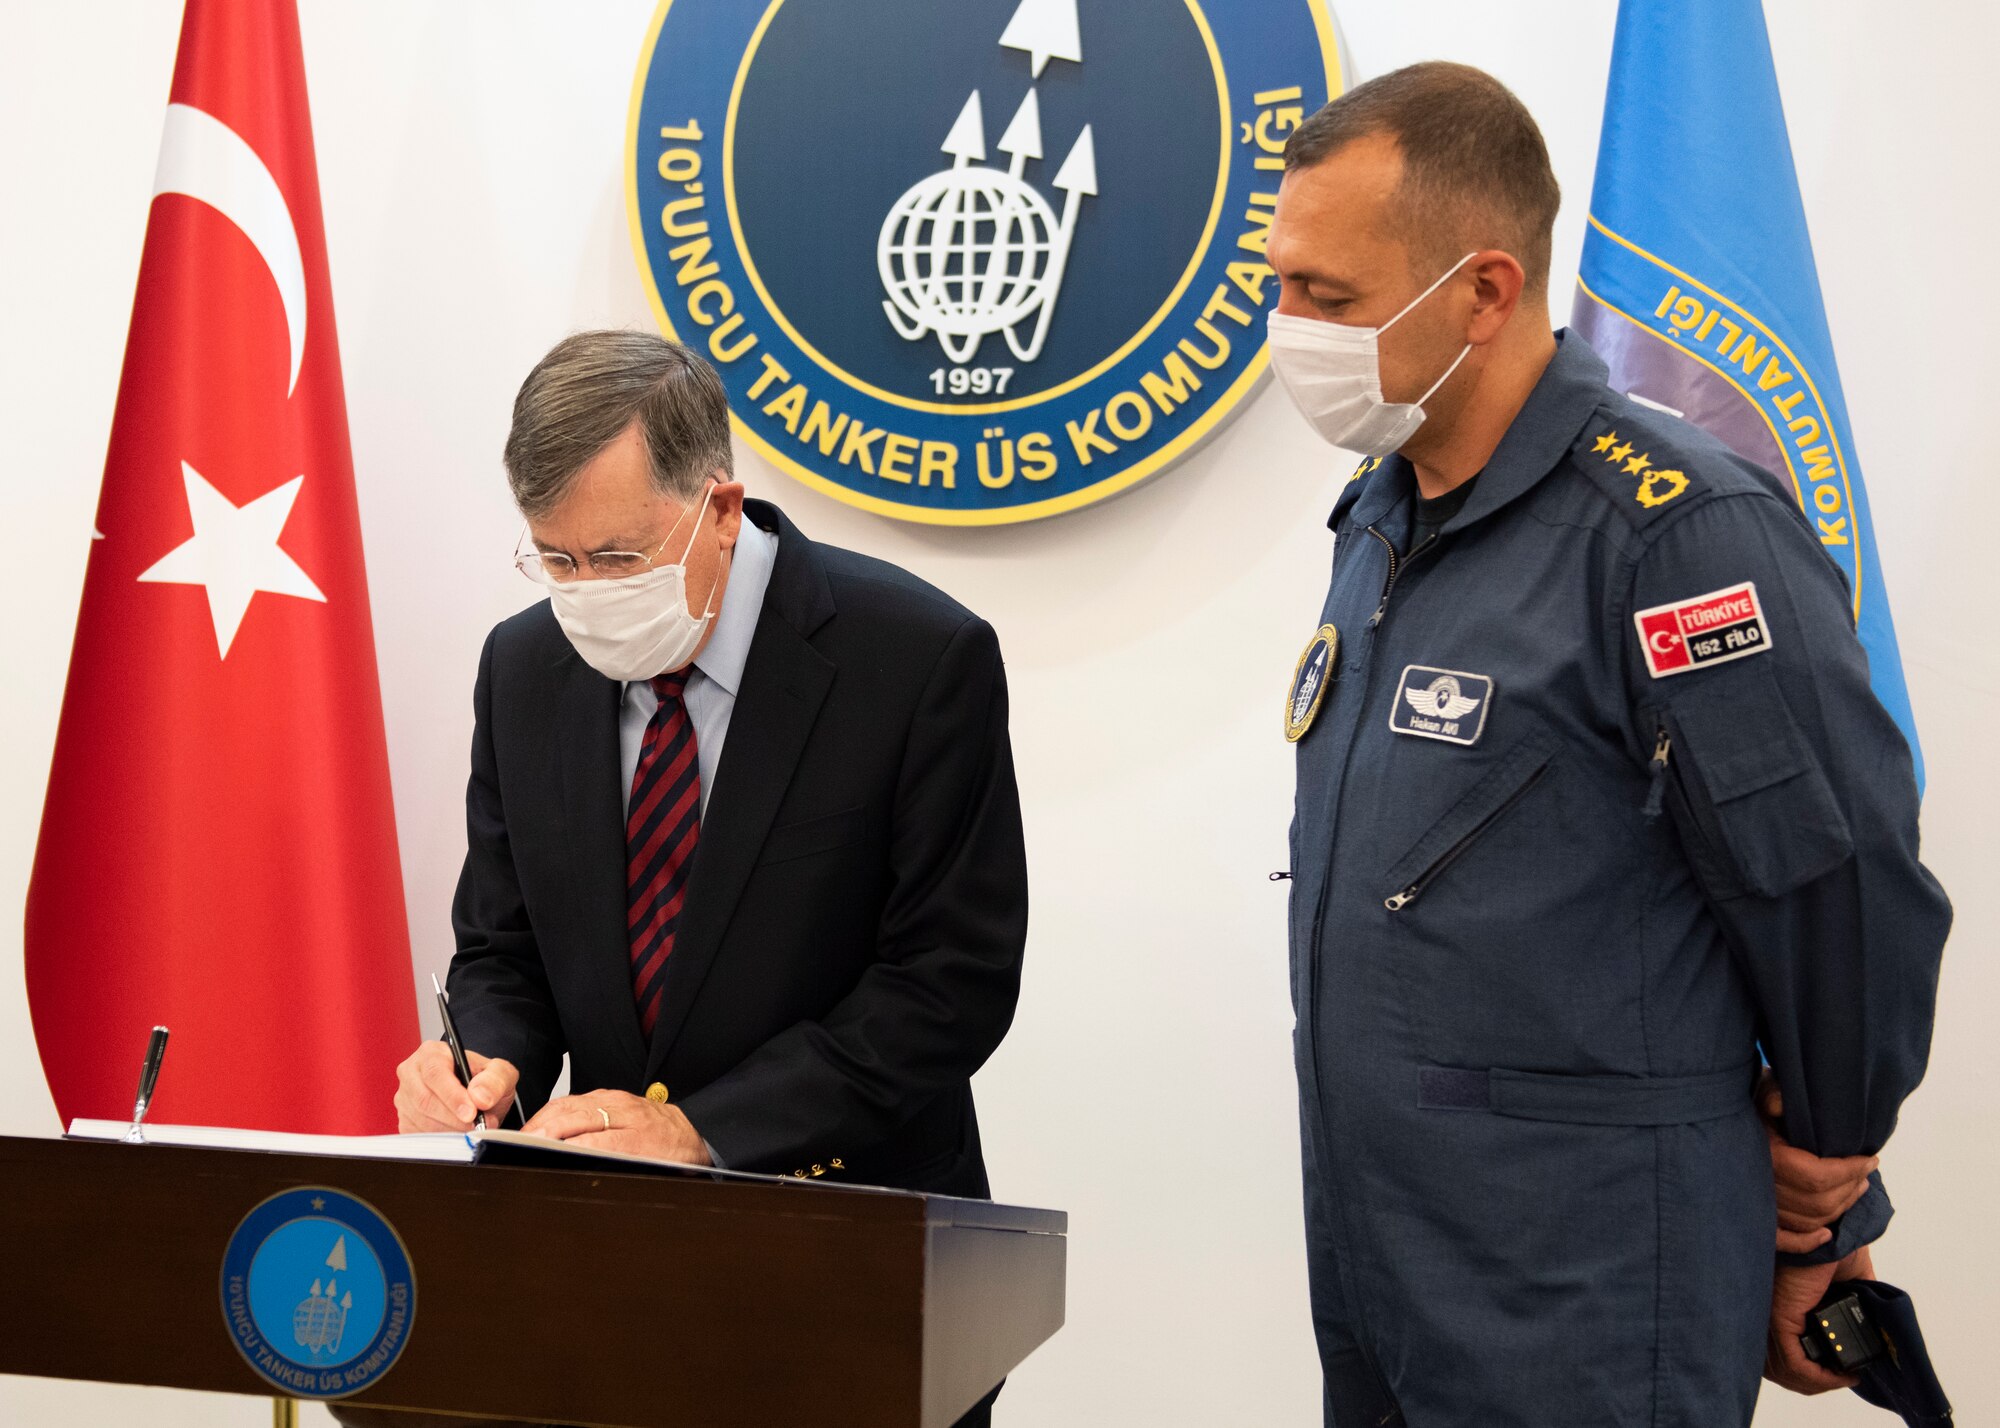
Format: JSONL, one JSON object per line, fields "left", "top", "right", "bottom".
{"left": 513, "top": 485, "right": 713, "bottom": 586}
{"left": 514, "top": 539, "right": 671, "bottom": 585}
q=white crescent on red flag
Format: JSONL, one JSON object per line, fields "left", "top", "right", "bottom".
{"left": 27, "top": 0, "right": 416, "bottom": 1132}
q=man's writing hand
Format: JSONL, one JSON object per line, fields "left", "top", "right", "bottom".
{"left": 394, "top": 1041, "right": 518, "bottom": 1132}
{"left": 522, "top": 1089, "right": 711, "bottom": 1166}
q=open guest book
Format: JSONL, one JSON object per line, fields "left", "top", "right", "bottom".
{"left": 63, "top": 1119, "right": 868, "bottom": 1191}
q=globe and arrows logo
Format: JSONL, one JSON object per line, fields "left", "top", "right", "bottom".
{"left": 879, "top": 84, "right": 1096, "bottom": 367}
{"left": 628, "top": 0, "right": 1348, "bottom": 524}
{"left": 878, "top": 2, "right": 1097, "bottom": 367}
{"left": 292, "top": 1234, "right": 356, "bottom": 1357}
{"left": 219, "top": 1187, "right": 416, "bottom": 1399}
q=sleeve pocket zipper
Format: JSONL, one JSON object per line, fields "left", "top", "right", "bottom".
{"left": 1384, "top": 763, "right": 1552, "bottom": 911}
{"left": 1643, "top": 717, "right": 1672, "bottom": 821}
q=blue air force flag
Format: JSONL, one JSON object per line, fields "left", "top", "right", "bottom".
{"left": 1571, "top": 0, "right": 1923, "bottom": 786}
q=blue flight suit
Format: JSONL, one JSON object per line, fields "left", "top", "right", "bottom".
{"left": 1287, "top": 332, "right": 1949, "bottom": 1427}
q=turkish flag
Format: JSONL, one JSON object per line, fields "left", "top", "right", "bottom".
{"left": 1637, "top": 609, "right": 1692, "bottom": 677}
{"left": 26, "top": 0, "right": 416, "bottom": 1132}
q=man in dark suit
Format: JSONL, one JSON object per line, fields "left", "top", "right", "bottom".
{"left": 385, "top": 330, "right": 1026, "bottom": 1424}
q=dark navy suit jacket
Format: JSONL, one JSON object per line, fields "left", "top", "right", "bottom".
{"left": 448, "top": 499, "right": 1026, "bottom": 1196}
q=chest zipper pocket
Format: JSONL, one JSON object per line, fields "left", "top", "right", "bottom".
{"left": 1383, "top": 745, "right": 1556, "bottom": 912}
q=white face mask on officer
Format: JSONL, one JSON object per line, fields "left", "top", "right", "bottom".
{"left": 544, "top": 483, "right": 718, "bottom": 683}
{"left": 1265, "top": 252, "right": 1479, "bottom": 456}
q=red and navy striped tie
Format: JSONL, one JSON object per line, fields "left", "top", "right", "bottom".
{"left": 627, "top": 669, "right": 701, "bottom": 1039}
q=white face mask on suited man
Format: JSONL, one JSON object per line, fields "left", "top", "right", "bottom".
{"left": 526, "top": 481, "right": 719, "bottom": 683}
{"left": 1264, "top": 251, "right": 1479, "bottom": 456}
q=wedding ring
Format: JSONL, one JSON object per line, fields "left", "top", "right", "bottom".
{"left": 597, "top": 1106, "right": 612, "bottom": 1132}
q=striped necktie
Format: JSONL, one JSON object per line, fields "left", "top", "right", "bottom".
{"left": 627, "top": 668, "right": 701, "bottom": 1039}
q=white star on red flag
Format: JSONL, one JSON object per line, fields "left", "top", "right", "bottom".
{"left": 28, "top": 0, "right": 418, "bottom": 1139}
{"left": 137, "top": 460, "right": 326, "bottom": 657}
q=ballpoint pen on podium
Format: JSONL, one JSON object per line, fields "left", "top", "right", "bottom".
{"left": 125, "top": 1025, "right": 169, "bottom": 1144}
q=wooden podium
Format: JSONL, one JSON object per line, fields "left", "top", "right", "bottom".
{"left": 0, "top": 1135, "right": 1066, "bottom": 1426}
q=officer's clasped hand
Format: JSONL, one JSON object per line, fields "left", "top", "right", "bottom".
{"left": 1766, "top": 1243, "right": 1874, "bottom": 1395}
{"left": 1757, "top": 1070, "right": 1877, "bottom": 1255}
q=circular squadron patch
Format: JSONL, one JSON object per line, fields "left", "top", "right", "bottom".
{"left": 219, "top": 1187, "right": 415, "bottom": 1399}
{"left": 627, "top": 0, "right": 1349, "bottom": 524}
{"left": 1285, "top": 623, "right": 1339, "bottom": 742}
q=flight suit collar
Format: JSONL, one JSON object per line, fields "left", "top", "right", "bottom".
{"left": 1337, "top": 330, "right": 1609, "bottom": 538}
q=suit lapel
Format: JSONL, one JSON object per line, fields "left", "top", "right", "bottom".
{"left": 648, "top": 503, "right": 835, "bottom": 1070}
{"left": 552, "top": 648, "right": 652, "bottom": 1089}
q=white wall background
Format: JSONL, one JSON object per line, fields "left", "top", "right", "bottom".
{"left": 3, "top": 3, "right": 1993, "bottom": 1424}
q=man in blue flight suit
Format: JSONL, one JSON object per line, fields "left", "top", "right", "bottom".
{"left": 1262, "top": 63, "right": 1950, "bottom": 1427}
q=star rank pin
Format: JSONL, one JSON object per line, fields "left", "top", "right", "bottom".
{"left": 1286, "top": 625, "right": 1339, "bottom": 742}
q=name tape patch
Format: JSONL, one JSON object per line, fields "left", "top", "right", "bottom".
{"left": 1389, "top": 666, "right": 1493, "bottom": 746}
{"left": 1634, "top": 581, "right": 1771, "bottom": 678}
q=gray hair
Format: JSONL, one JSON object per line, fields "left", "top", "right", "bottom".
{"left": 503, "top": 329, "right": 735, "bottom": 517}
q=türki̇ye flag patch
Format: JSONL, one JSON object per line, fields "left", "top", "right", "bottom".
{"left": 1634, "top": 582, "right": 1772, "bottom": 678}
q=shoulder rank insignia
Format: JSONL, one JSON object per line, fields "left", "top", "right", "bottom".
{"left": 1286, "top": 624, "right": 1339, "bottom": 742}
{"left": 1331, "top": 454, "right": 1386, "bottom": 531}
{"left": 1588, "top": 427, "right": 1690, "bottom": 508}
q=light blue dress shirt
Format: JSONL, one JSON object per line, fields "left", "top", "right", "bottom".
{"left": 613, "top": 517, "right": 775, "bottom": 1170}
{"left": 618, "top": 516, "right": 777, "bottom": 816}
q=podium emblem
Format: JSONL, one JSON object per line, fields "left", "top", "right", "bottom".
{"left": 628, "top": 0, "right": 1350, "bottom": 524}
{"left": 220, "top": 1186, "right": 415, "bottom": 1399}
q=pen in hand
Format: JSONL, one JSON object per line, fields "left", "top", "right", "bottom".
{"left": 432, "top": 974, "right": 487, "bottom": 1132}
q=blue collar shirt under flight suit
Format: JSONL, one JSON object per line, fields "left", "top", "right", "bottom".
{"left": 1287, "top": 331, "right": 1948, "bottom": 1427}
